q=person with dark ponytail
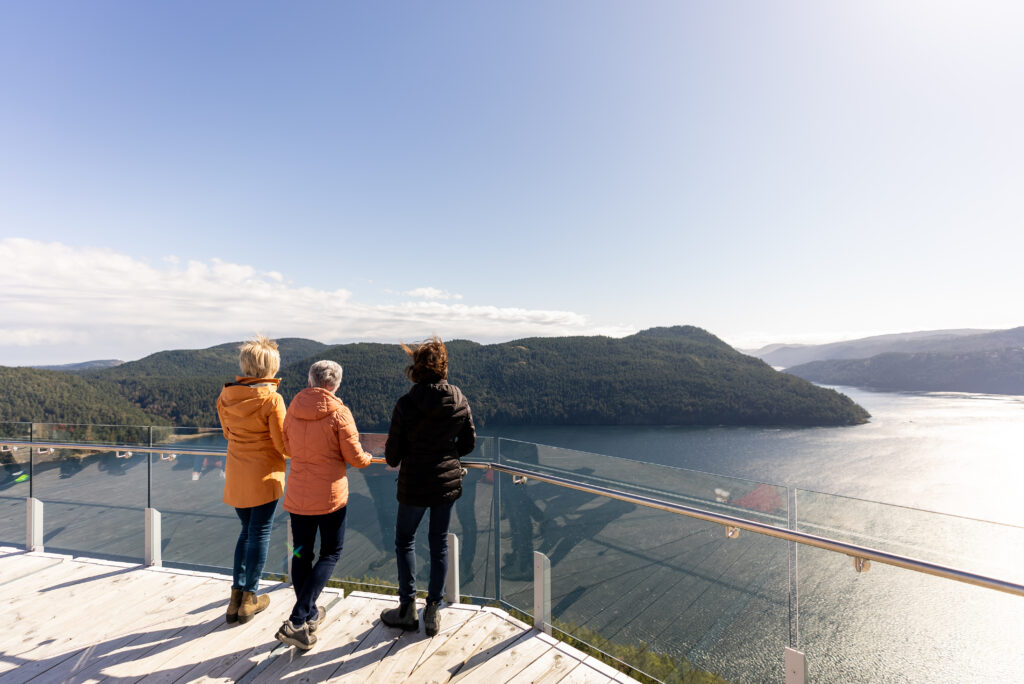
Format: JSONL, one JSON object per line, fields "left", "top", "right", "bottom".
{"left": 379, "top": 336, "right": 476, "bottom": 636}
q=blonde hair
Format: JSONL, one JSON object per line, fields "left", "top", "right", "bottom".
{"left": 238, "top": 335, "right": 280, "bottom": 378}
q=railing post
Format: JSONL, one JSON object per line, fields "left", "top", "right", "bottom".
{"left": 446, "top": 532, "right": 460, "bottom": 604}
{"left": 145, "top": 507, "right": 161, "bottom": 566}
{"left": 26, "top": 497, "right": 43, "bottom": 552}
{"left": 28, "top": 423, "right": 34, "bottom": 499}
{"left": 785, "top": 647, "right": 807, "bottom": 684}
{"left": 788, "top": 486, "right": 799, "bottom": 648}
{"left": 493, "top": 439, "right": 503, "bottom": 601}
{"left": 147, "top": 426, "right": 153, "bottom": 509}
{"left": 533, "top": 550, "right": 551, "bottom": 635}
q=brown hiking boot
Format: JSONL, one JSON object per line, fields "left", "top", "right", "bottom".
{"left": 225, "top": 587, "right": 243, "bottom": 624}
{"left": 237, "top": 590, "right": 270, "bottom": 624}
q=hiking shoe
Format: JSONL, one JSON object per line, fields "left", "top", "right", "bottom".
{"left": 423, "top": 600, "right": 442, "bottom": 637}
{"left": 237, "top": 591, "right": 270, "bottom": 624}
{"left": 380, "top": 601, "right": 418, "bottom": 631}
{"left": 225, "top": 587, "right": 243, "bottom": 624}
{"left": 307, "top": 605, "right": 326, "bottom": 633}
{"left": 276, "top": 620, "right": 317, "bottom": 651}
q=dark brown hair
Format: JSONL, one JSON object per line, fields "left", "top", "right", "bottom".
{"left": 402, "top": 336, "right": 448, "bottom": 383}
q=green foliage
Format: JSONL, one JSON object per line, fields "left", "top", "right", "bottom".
{"left": 0, "top": 366, "right": 167, "bottom": 427}
{"left": 19, "top": 327, "right": 869, "bottom": 429}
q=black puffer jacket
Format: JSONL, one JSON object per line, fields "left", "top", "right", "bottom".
{"left": 385, "top": 381, "right": 476, "bottom": 507}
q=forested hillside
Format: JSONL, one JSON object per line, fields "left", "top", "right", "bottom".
{"left": 80, "top": 338, "right": 330, "bottom": 427}
{"left": 3, "top": 328, "right": 870, "bottom": 429}
{"left": 786, "top": 348, "right": 1024, "bottom": 395}
{"left": 0, "top": 367, "right": 167, "bottom": 426}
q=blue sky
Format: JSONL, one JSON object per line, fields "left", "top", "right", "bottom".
{"left": 2, "top": 2, "right": 1022, "bottom": 364}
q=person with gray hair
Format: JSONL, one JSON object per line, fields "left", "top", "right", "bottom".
{"left": 308, "top": 360, "right": 342, "bottom": 391}
{"left": 276, "top": 359, "right": 373, "bottom": 651}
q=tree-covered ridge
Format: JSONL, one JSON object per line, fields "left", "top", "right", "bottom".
{"left": 0, "top": 366, "right": 168, "bottom": 426}
{"left": 786, "top": 348, "right": 1024, "bottom": 395}
{"left": 276, "top": 326, "right": 869, "bottom": 430}
{"left": 9, "top": 327, "right": 869, "bottom": 429}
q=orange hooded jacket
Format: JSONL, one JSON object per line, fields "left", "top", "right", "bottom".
{"left": 216, "top": 376, "right": 288, "bottom": 509}
{"left": 282, "top": 387, "right": 372, "bottom": 516}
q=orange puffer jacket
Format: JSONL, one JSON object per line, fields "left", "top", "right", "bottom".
{"left": 217, "top": 377, "right": 288, "bottom": 509}
{"left": 282, "top": 387, "right": 372, "bottom": 516}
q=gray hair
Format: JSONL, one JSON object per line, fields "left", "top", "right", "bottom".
{"left": 308, "top": 360, "right": 343, "bottom": 390}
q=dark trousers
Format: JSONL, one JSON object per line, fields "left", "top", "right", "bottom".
{"left": 289, "top": 507, "right": 348, "bottom": 626}
{"left": 233, "top": 498, "right": 279, "bottom": 592}
{"left": 395, "top": 502, "right": 453, "bottom": 605}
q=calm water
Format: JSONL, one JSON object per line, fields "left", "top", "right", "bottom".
{"left": 486, "top": 386, "right": 1024, "bottom": 683}
{"left": 486, "top": 386, "right": 1024, "bottom": 527}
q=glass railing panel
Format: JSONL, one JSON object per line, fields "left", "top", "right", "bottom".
{"left": 796, "top": 489, "right": 1024, "bottom": 585}
{"left": 329, "top": 435, "right": 497, "bottom": 599}
{"left": 0, "top": 444, "right": 29, "bottom": 548}
{"left": 29, "top": 422, "right": 154, "bottom": 446}
{"left": 498, "top": 437, "right": 788, "bottom": 528}
{"left": 1, "top": 423, "right": 31, "bottom": 547}
{"left": 151, "top": 429, "right": 235, "bottom": 571}
{"left": 798, "top": 543, "right": 1024, "bottom": 682}
{"left": 495, "top": 469, "right": 789, "bottom": 683}
{"left": 30, "top": 445, "right": 148, "bottom": 561}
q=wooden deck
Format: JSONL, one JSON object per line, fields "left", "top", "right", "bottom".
{"left": 0, "top": 548, "right": 638, "bottom": 683}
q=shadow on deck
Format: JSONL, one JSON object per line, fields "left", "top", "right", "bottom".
{"left": 0, "top": 548, "right": 636, "bottom": 683}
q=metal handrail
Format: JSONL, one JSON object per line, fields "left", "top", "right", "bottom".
{"left": 5, "top": 438, "right": 1023, "bottom": 599}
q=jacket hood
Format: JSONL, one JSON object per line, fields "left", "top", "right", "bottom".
{"left": 218, "top": 377, "right": 281, "bottom": 420}
{"left": 288, "top": 386, "right": 345, "bottom": 422}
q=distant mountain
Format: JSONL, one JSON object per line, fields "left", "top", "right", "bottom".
{"left": 786, "top": 348, "right": 1024, "bottom": 395}
{"left": 7, "top": 327, "right": 870, "bottom": 429}
{"left": 745, "top": 328, "right": 1006, "bottom": 368}
{"left": 33, "top": 360, "right": 124, "bottom": 372}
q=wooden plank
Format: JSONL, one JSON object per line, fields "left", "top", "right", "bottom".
{"left": 123, "top": 582, "right": 293, "bottom": 684}
{"left": 323, "top": 617, "right": 402, "bottom": 683}
{"left": 248, "top": 594, "right": 384, "bottom": 683}
{"left": 505, "top": 634, "right": 593, "bottom": 684}
{"left": 353, "top": 602, "right": 481, "bottom": 683}
{"left": 0, "top": 561, "right": 161, "bottom": 661}
{"left": 449, "top": 628, "right": 550, "bottom": 683}
{"left": 409, "top": 611, "right": 524, "bottom": 684}
{"left": 21, "top": 573, "right": 228, "bottom": 684}
{"left": 0, "top": 557, "right": 113, "bottom": 606}
{"left": 0, "top": 553, "right": 70, "bottom": 589}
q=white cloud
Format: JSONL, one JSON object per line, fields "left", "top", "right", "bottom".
{"left": 403, "top": 287, "right": 463, "bottom": 300}
{"left": 0, "top": 239, "right": 631, "bottom": 364}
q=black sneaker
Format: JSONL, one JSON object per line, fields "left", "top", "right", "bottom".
{"left": 276, "top": 620, "right": 317, "bottom": 651}
{"left": 423, "top": 600, "right": 442, "bottom": 637}
{"left": 380, "top": 601, "right": 418, "bottom": 631}
{"left": 307, "top": 605, "right": 326, "bottom": 633}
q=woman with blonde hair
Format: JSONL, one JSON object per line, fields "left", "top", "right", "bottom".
{"left": 217, "top": 335, "right": 288, "bottom": 624}
{"left": 380, "top": 337, "right": 476, "bottom": 636}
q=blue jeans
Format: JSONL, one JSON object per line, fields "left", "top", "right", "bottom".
{"left": 395, "top": 502, "right": 453, "bottom": 605}
{"left": 288, "top": 507, "right": 347, "bottom": 627}
{"left": 233, "top": 498, "right": 279, "bottom": 592}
